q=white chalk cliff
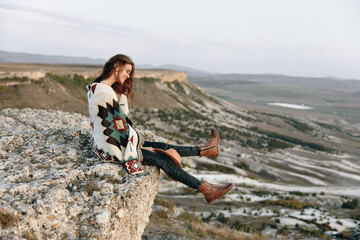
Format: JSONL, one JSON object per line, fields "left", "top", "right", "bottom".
{"left": 0, "top": 108, "right": 160, "bottom": 240}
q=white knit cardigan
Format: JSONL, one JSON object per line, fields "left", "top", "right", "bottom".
{"left": 86, "top": 82, "right": 142, "bottom": 164}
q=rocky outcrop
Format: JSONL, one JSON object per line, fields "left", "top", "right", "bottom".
{"left": 135, "top": 69, "right": 187, "bottom": 83}
{"left": 0, "top": 108, "right": 160, "bottom": 240}
{"left": 0, "top": 71, "right": 47, "bottom": 80}
{"left": 0, "top": 64, "right": 188, "bottom": 83}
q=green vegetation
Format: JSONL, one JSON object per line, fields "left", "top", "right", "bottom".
{"left": 157, "top": 109, "right": 209, "bottom": 123}
{"left": 288, "top": 191, "right": 310, "bottom": 197}
{"left": 341, "top": 199, "right": 359, "bottom": 209}
{"left": 351, "top": 214, "right": 360, "bottom": 220}
{"left": 201, "top": 212, "right": 216, "bottom": 223}
{"left": 260, "top": 112, "right": 314, "bottom": 133}
{"left": 0, "top": 85, "right": 9, "bottom": 95}
{"left": 147, "top": 108, "right": 214, "bottom": 142}
{"left": 244, "top": 139, "right": 265, "bottom": 150}
{"left": 260, "top": 198, "right": 316, "bottom": 209}
{"left": 234, "top": 161, "right": 249, "bottom": 170}
{"left": 152, "top": 209, "right": 171, "bottom": 219}
{"left": 0, "top": 76, "right": 29, "bottom": 83}
{"left": 230, "top": 219, "right": 263, "bottom": 235}
{"left": 172, "top": 80, "right": 186, "bottom": 94}
{"left": 196, "top": 162, "right": 236, "bottom": 174}
{"left": 179, "top": 211, "right": 260, "bottom": 240}
{"left": 136, "top": 106, "right": 320, "bottom": 153}
{"left": 165, "top": 92, "right": 190, "bottom": 109}
{"left": 244, "top": 137, "right": 293, "bottom": 152}
{"left": 191, "top": 95, "right": 205, "bottom": 106}
{"left": 0, "top": 85, "right": 16, "bottom": 96}
{"left": 182, "top": 187, "right": 198, "bottom": 195}
{"left": 133, "top": 82, "right": 337, "bottom": 154}
{"left": 167, "top": 80, "right": 206, "bottom": 106}
{"left": 154, "top": 197, "right": 177, "bottom": 211}
{"left": 47, "top": 73, "right": 93, "bottom": 88}
{"left": 148, "top": 208, "right": 257, "bottom": 240}
{"left": 217, "top": 125, "right": 252, "bottom": 141}
{"left": 315, "top": 121, "right": 342, "bottom": 132}
{"left": 46, "top": 73, "right": 94, "bottom": 101}
{"left": 223, "top": 108, "right": 258, "bottom": 122}
{"left": 137, "top": 77, "right": 160, "bottom": 83}
{"left": 251, "top": 127, "right": 335, "bottom": 153}
{"left": 136, "top": 105, "right": 310, "bottom": 153}
{"left": 284, "top": 118, "right": 314, "bottom": 132}
{"left": 177, "top": 211, "right": 202, "bottom": 223}
{"left": 252, "top": 190, "right": 272, "bottom": 197}
{"left": 336, "top": 231, "right": 351, "bottom": 239}
{"left": 294, "top": 224, "right": 331, "bottom": 239}
{"left": 247, "top": 113, "right": 342, "bottom": 153}
{"left": 207, "top": 95, "right": 223, "bottom": 106}
{"left": 276, "top": 225, "right": 290, "bottom": 236}
{"left": 266, "top": 138, "right": 294, "bottom": 151}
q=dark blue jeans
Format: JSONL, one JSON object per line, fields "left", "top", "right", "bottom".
{"left": 141, "top": 141, "right": 202, "bottom": 189}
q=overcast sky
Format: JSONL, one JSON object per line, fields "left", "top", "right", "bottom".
{"left": 0, "top": 0, "right": 359, "bottom": 79}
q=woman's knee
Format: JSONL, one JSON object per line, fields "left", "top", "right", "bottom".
{"left": 141, "top": 148, "right": 156, "bottom": 166}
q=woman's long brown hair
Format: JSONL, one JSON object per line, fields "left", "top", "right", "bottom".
{"left": 93, "top": 54, "right": 135, "bottom": 105}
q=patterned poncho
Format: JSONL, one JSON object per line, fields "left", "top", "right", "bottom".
{"left": 87, "top": 82, "right": 144, "bottom": 174}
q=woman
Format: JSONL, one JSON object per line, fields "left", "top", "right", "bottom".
{"left": 87, "top": 54, "right": 233, "bottom": 204}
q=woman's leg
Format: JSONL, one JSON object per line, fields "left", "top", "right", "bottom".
{"left": 142, "top": 128, "right": 220, "bottom": 158}
{"left": 142, "top": 141, "right": 200, "bottom": 157}
{"left": 141, "top": 148, "right": 234, "bottom": 204}
{"left": 141, "top": 148, "right": 202, "bottom": 189}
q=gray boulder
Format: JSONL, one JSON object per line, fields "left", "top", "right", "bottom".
{"left": 0, "top": 108, "right": 160, "bottom": 240}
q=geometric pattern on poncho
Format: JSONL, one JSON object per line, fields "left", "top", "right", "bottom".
{"left": 97, "top": 99, "right": 129, "bottom": 149}
{"left": 96, "top": 148, "right": 122, "bottom": 164}
{"left": 121, "top": 159, "right": 144, "bottom": 174}
{"left": 87, "top": 83, "right": 97, "bottom": 99}
{"left": 90, "top": 138, "right": 122, "bottom": 163}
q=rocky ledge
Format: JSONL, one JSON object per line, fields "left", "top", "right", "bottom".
{"left": 0, "top": 108, "right": 160, "bottom": 240}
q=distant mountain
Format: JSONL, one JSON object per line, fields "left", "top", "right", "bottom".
{"left": 2, "top": 50, "right": 359, "bottom": 92}
{"left": 135, "top": 64, "right": 211, "bottom": 76}
{"left": 189, "top": 73, "right": 360, "bottom": 92}
{"left": 0, "top": 50, "right": 210, "bottom": 75}
{"left": 0, "top": 50, "right": 106, "bottom": 65}
{"left": 157, "top": 64, "right": 211, "bottom": 76}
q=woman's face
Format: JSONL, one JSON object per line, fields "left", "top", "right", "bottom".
{"left": 115, "top": 63, "right": 132, "bottom": 84}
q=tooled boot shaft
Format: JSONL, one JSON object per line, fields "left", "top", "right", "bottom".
{"left": 200, "top": 128, "right": 219, "bottom": 157}
{"left": 198, "top": 180, "right": 234, "bottom": 204}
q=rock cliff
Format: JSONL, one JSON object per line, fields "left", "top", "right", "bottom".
{"left": 0, "top": 108, "right": 160, "bottom": 240}
{"left": 0, "top": 63, "right": 188, "bottom": 83}
{"left": 135, "top": 69, "right": 187, "bottom": 83}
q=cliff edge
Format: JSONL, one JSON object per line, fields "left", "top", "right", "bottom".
{"left": 0, "top": 108, "right": 160, "bottom": 240}
{"left": 0, "top": 63, "right": 188, "bottom": 83}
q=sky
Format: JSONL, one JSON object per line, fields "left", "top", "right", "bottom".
{"left": 0, "top": 0, "right": 359, "bottom": 79}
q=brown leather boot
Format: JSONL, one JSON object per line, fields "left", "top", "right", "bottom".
{"left": 200, "top": 128, "right": 219, "bottom": 157}
{"left": 198, "top": 180, "right": 234, "bottom": 204}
